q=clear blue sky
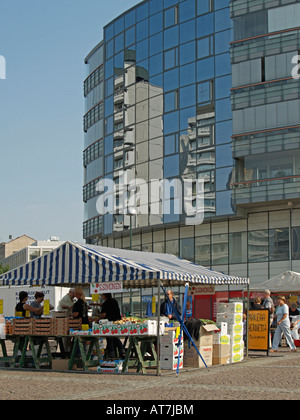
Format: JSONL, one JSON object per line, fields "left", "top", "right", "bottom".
{"left": 0, "top": 0, "right": 139, "bottom": 244}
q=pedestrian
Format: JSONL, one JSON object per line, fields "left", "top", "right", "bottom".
{"left": 99, "top": 293, "right": 126, "bottom": 359}
{"left": 262, "top": 289, "right": 275, "bottom": 348}
{"left": 160, "top": 289, "right": 182, "bottom": 321}
{"left": 270, "top": 296, "right": 296, "bottom": 353}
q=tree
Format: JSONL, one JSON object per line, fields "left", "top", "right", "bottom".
{"left": 0, "top": 264, "right": 9, "bottom": 274}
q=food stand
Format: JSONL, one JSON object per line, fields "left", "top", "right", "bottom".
{"left": 0, "top": 241, "right": 250, "bottom": 374}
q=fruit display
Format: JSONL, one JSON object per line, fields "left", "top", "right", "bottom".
{"left": 92, "top": 318, "right": 165, "bottom": 337}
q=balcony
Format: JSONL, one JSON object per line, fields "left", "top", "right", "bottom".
{"left": 232, "top": 175, "right": 300, "bottom": 205}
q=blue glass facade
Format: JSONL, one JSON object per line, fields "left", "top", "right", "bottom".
{"left": 83, "top": 0, "right": 300, "bottom": 284}
{"left": 84, "top": 0, "right": 235, "bottom": 240}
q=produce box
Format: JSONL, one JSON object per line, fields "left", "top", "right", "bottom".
{"left": 216, "top": 313, "right": 243, "bottom": 325}
{"left": 192, "top": 324, "right": 220, "bottom": 347}
{"left": 32, "top": 318, "right": 53, "bottom": 336}
{"left": 160, "top": 345, "right": 184, "bottom": 358}
{"left": 160, "top": 355, "right": 183, "bottom": 370}
{"left": 229, "top": 332, "right": 243, "bottom": 345}
{"left": 11, "top": 318, "right": 33, "bottom": 335}
{"left": 213, "top": 332, "right": 230, "bottom": 345}
{"left": 212, "top": 344, "right": 230, "bottom": 365}
{"left": 227, "top": 323, "right": 244, "bottom": 335}
{"left": 217, "top": 302, "right": 243, "bottom": 314}
{"left": 183, "top": 344, "right": 213, "bottom": 368}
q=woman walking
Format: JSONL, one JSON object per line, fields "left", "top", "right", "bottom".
{"left": 270, "top": 296, "right": 296, "bottom": 353}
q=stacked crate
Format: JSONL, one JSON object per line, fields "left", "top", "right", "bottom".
{"left": 216, "top": 302, "right": 244, "bottom": 363}
{"left": 53, "top": 318, "right": 82, "bottom": 336}
{"left": 12, "top": 318, "right": 33, "bottom": 335}
{"left": 32, "top": 318, "right": 53, "bottom": 336}
{"left": 160, "top": 330, "right": 184, "bottom": 370}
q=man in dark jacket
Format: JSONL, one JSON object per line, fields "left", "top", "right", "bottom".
{"left": 100, "top": 293, "right": 125, "bottom": 359}
{"left": 160, "top": 289, "right": 182, "bottom": 321}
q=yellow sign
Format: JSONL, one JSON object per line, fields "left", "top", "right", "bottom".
{"left": 43, "top": 300, "right": 50, "bottom": 316}
{"left": 0, "top": 300, "right": 3, "bottom": 315}
{"left": 82, "top": 324, "right": 89, "bottom": 330}
{"left": 152, "top": 296, "right": 156, "bottom": 314}
{"left": 92, "top": 294, "right": 100, "bottom": 302}
{"left": 248, "top": 310, "right": 270, "bottom": 352}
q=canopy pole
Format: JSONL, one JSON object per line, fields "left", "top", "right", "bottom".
{"left": 246, "top": 282, "right": 250, "bottom": 359}
{"left": 176, "top": 282, "right": 189, "bottom": 376}
{"left": 156, "top": 280, "right": 162, "bottom": 376}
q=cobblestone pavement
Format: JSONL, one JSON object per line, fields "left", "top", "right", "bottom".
{"left": 0, "top": 348, "right": 299, "bottom": 401}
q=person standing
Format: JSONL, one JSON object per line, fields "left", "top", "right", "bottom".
{"left": 160, "top": 289, "right": 182, "bottom": 321}
{"left": 57, "top": 288, "right": 75, "bottom": 317}
{"left": 270, "top": 296, "right": 296, "bottom": 353}
{"left": 262, "top": 289, "right": 275, "bottom": 348}
{"left": 71, "top": 287, "right": 89, "bottom": 325}
{"left": 15, "top": 291, "right": 43, "bottom": 318}
{"left": 99, "top": 293, "right": 125, "bottom": 359}
{"left": 29, "top": 292, "right": 54, "bottom": 318}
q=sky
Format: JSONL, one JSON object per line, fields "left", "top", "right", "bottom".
{"left": 0, "top": 0, "right": 139, "bottom": 244}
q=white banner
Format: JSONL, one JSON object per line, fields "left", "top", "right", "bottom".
{"left": 189, "top": 285, "right": 215, "bottom": 295}
{"left": 90, "top": 282, "right": 124, "bottom": 294}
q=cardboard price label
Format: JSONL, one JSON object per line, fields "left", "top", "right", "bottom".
{"left": 43, "top": 300, "right": 50, "bottom": 316}
{"left": 0, "top": 300, "right": 3, "bottom": 315}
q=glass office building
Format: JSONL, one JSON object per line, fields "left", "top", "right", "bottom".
{"left": 83, "top": 0, "right": 300, "bottom": 287}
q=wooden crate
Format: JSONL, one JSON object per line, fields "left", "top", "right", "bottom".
{"left": 32, "top": 318, "right": 53, "bottom": 336}
{"left": 12, "top": 318, "right": 33, "bottom": 335}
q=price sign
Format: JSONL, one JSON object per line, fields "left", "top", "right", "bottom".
{"left": 43, "top": 300, "right": 50, "bottom": 316}
{"left": 248, "top": 309, "right": 270, "bottom": 352}
{"left": 0, "top": 300, "right": 3, "bottom": 315}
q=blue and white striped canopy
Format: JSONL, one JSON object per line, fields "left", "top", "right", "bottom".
{"left": 0, "top": 241, "right": 249, "bottom": 288}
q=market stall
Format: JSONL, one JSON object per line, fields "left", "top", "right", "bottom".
{"left": 0, "top": 241, "right": 250, "bottom": 374}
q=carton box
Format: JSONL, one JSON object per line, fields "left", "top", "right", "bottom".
{"left": 212, "top": 344, "right": 230, "bottom": 366}
{"left": 229, "top": 331, "right": 243, "bottom": 345}
{"left": 217, "top": 302, "right": 243, "bottom": 314}
{"left": 213, "top": 332, "right": 230, "bottom": 345}
{"left": 160, "top": 355, "right": 183, "bottom": 370}
{"left": 227, "top": 323, "right": 244, "bottom": 335}
{"left": 190, "top": 324, "right": 220, "bottom": 347}
{"left": 52, "top": 359, "right": 70, "bottom": 371}
{"left": 230, "top": 351, "right": 244, "bottom": 363}
{"left": 160, "top": 345, "right": 184, "bottom": 358}
{"left": 183, "top": 343, "right": 213, "bottom": 368}
{"left": 216, "top": 313, "right": 243, "bottom": 325}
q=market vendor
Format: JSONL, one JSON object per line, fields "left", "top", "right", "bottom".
{"left": 15, "top": 291, "right": 44, "bottom": 318}
{"left": 160, "top": 289, "right": 182, "bottom": 321}
{"left": 57, "top": 288, "right": 75, "bottom": 317}
{"left": 99, "top": 293, "right": 126, "bottom": 359}
{"left": 29, "top": 292, "right": 54, "bottom": 318}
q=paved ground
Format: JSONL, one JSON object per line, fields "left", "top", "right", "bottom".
{"left": 0, "top": 347, "right": 299, "bottom": 401}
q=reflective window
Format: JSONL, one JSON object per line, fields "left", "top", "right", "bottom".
{"left": 137, "top": 3, "right": 149, "bottom": 22}
{"left": 197, "top": 36, "right": 212, "bottom": 59}
{"left": 164, "top": 26, "right": 179, "bottom": 50}
{"left": 195, "top": 236, "right": 210, "bottom": 266}
{"left": 180, "top": 20, "right": 196, "bottom": 44}
{"left": 292, "top": 227, "right": 300, "bottom": 260}
{"left": 215, "top": 53, "right": 231, "bottom": 77}
{"left": 125, "top": 9, "right": 135, "bottom": 29}
{"left": 164, "top": 154, "right": 179, "bottom": 178}
{"left": 149, "top": 53, "right": 163, "bottom": 76}
{"left": 150, "top": 32, "right": 163, "bottom": 56}
{"left": 196, "top": 13, "right": 214, "bottom": 37}
{"left": 150, "top": 0, "right": 163, "bottom": 16}
{"left": 180, "top": 84, "right": 196, "bottom": 108}
{"left": 164, "top": 68, "right": 179, "bottom": 92}
{"left": 136, "top": 39, "right": 149, "bottom": 62}
{"left": 229, "top": 232, "right": 247, "bottom": 264}
{"left": 137, "top": 20, "right": 149, "bottom": 41}
{"left": 164, "top": 6, "right": 178, "bottom": 29}
{"left": 215, "top": 29, "right": 231, "bottom": 55}
{"left": 215, "top": 75, "right": 231, "bottom": 100}
{"left": 248, "top": 230, "right": 269, "bottom": 262}
{"left": 197, "top": 0, "right": 211, "bottom": 16}
{"left": 215, "top": 120, "right": 232, "bottom": 145}
{"left": 179, "top": 0, "right": 196, "bottom": 23}
{"left": 165, "top": 90, "right": 178, "bottom": 112}
{"left": 164, "top": 48, "right": 178, "bottom": 70}
{"left": 164, "top": 133, "right": 179, "bottom": 156}
{"left": 197, "top": 57, "right": 214, "bottom": 82}
{"left": 180, "top": 238, "right": 195, "bottom": 261}
{"left": 216, "top": 98, "right": 232, "bottom": 122}
{"left": 180, "top": 63, "right": 196, "bottom": 87}
{"left": 215, "top": 8, "right": 231, "bottom": 33}
{"left": 216, "top": 144, "right": 233, "bottom": 168}
{"left": 125, "top": 27, "right": 135, "bottom": 47}
{"left": 164, "top": 110, "right": 179, "bottom": 134}
{"left": 106, "top": 39, "right": 114, "bottom": 59}
{"left": 149, "top": 12, "right": 163, "bottom": 36}
{"left": 197, "top": 81, "right": 211, "bottom": 104}
{"left": 212, "top": 233, "right": 228, "bottom": 265}
{"left": 180, "top": 41, "right": 196, "bottom": 66}
{"left": 269, "top": 228, "right": 289, "bottom": 261}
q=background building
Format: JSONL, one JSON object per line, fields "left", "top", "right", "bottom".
{"left": 83, "top": 0, "right": 300, "bottom": 295}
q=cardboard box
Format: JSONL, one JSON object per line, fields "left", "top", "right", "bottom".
{"left": 216, "top": 313, "right": 243, "bottom": 325}
{"left": 217, "top": 302, "right": 243, "bottom": 314}
{"left": 160, "top": 355, "right": 183, "bottom": 370}
{"left": 52, "top": 359, "right": 70, "bottom": 371}
{"left": 212, "top": 344, "right": 230, "bottom": 366}
{"left": 227, "top": 323, "right": 244, "bottom": 335}
{"left": 192, "top": 324, "right": 220, "bottom": 347}
{"left": 230, "top": 351, "right": 244, "bottom": 363}
{"left": 183, "top": 344, "right": 213, "bottom": 368}
{"left": 229, "top": 332, "right": 243, "bottom": 345}
{"left": 213, "top": 332, "right": 230, "bottom": 345}
{"left": 216, "top": 322, "right": 227, "bottom": 335}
